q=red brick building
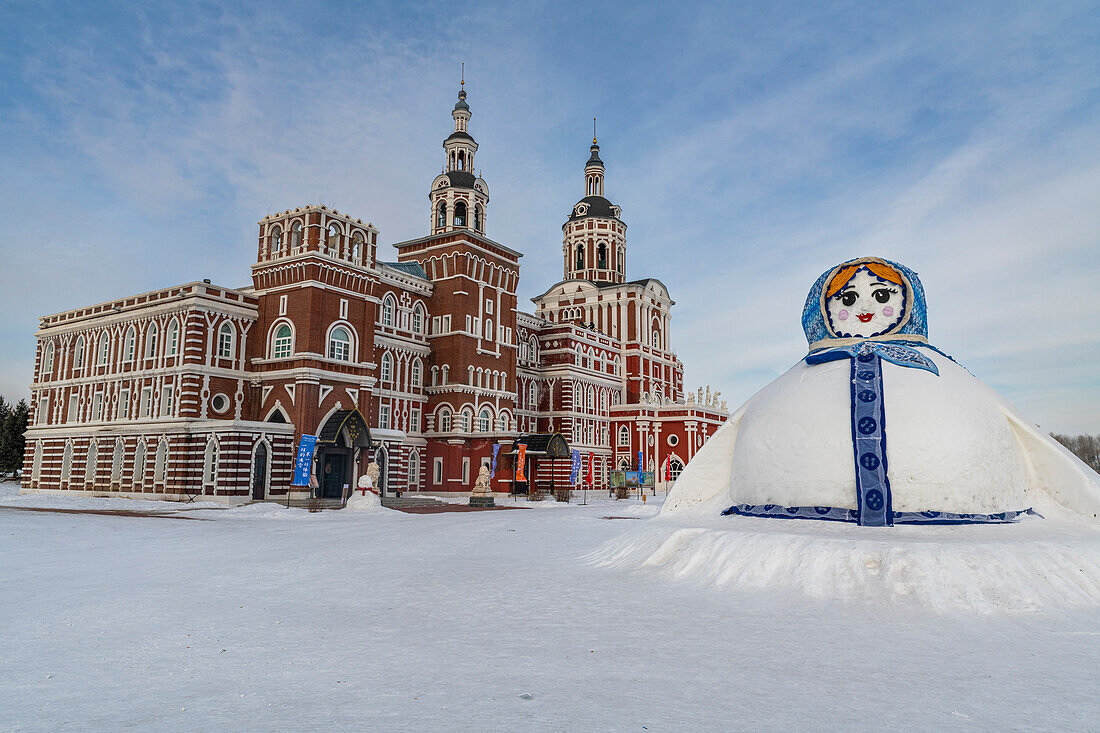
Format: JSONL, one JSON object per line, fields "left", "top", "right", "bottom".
{"left": 21, "top": 85, "right": 727, "bottom": 502}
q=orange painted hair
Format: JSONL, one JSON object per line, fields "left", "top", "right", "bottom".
{"left": 826, "top": 262, "right": 904, "bottom": 298}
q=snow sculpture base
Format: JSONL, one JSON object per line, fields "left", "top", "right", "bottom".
{"left": 344, "top": 491, "right": 383, "bottom": 512}
{"left": 590, "top": 516, "right": 1100, "bottom": 614}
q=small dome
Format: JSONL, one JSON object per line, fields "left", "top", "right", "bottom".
{"left": 587, "top": 143, "right": 604, "bottom": 168}
{"left": 454, "top": 89, "right": 469, "bottom": 112}
{"left": 568, "top": 195, "right": 619, "bottom": 221}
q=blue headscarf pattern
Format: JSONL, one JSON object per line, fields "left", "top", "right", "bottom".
{"left": 802, "top": 256, "right": 929, "bottom": 348}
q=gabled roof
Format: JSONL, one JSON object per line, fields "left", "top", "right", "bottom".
{"left": 513, "top": 432, "right": 571, "bottom": 458}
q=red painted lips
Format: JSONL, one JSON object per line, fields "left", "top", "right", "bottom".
{"left": 857, "top": 313, "right": 874, "bottom": 323}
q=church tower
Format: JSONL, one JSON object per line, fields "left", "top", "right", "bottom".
{"left": 562, "top": 138, "right": 626, "bottom": 284}
{"left": 429, "top": 81, "right": 489, "bottom": 235}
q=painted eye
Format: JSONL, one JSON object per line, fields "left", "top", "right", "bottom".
{"left": 873, "top": 289, "right": 891, "bottom": 303}
{"left": 839, "top": 292, "right": 857, "bottom": 307}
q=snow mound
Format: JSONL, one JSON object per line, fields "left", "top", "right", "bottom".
{"left": 589, "top": 517, "right": 1100, "bottom": 614}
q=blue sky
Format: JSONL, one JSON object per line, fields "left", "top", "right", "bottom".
{"left": 1, "top": 0, "right": 1098, "bottom": 432}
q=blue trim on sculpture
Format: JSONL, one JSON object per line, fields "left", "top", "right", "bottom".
{"left": 723, "top": 504, "right": 1036, "bottom": 525}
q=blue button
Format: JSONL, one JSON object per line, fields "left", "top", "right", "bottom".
{"left": 858, "top": 416, "right": 877, "bottom": 434}
{"left": 865, "top": 489, "right": 884, "bottom": 511}
{"left": 859, "top": 452, "right": 880, "bottom": 470}
{"left": 857, "top": 390, "right": 877, "bottom": 403}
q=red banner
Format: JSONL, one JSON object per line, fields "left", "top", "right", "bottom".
{"left": 516, "top": 444, "right": 527, "bottom": 482}
{"left": 587, "top": 451, "right": 594, "bottom": 484}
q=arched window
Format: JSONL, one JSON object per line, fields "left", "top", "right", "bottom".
{"left": 123, "top": 327, "right": 136, "bottom": 362}
{"left": 133, "top": 440, "right": 146, "bottom": 488}
{"left": 498, "top": 413, "right": 509, "bottom": 431}
{"left": 597, "top": 243, "right": 607, "bottom": 269}
{"left": 618, "top": 425, "right": 630, "bottom": 446}
{"left": 438, "top": 406, "right": 452, "bottom": 432}
{"left": 154, "top": 438, "right": 168, "bottom": 485}
{"left": 290, "top": 221, "right": 302, "bottom": 248}
{"left": 474, "top": 206, "right": 482, "bottom": 231}
{"left": 529, "top": 337, "right": 538, "bottom": 362}
{"left": 62, "top": 440, "right": 73, "bottom": 485}
{"left": 411, "top": 358, "right": 422, "bottom": 387}
{"left": 145, "top": 324, "right": 159, "bottom": 359}
{"left": 98, "top": 335, "right": 111, "bottom": 365}
{"left": 73, "top": 336, "right": 85, "bottom": 369}
{"left": 529, "top": 382, "right": 537, "bottom": 407}
{"left": 352, "top": 232, "right": 364, "bottom": 263}
{"left": 111, "top": 438, "right": 124, "bottom": 486}
{"left": 408, "top": 451, "right": 421, "bottom": 488}
{"left": 479, "top": 408, "right": 491, "bottom": 433}
{"left": 462, "top": 409, "right": 473, "bottom": 432}
{"left": 413, "top": 305, "right": 425, "bottom": 334}
{"left": 328, "top": 327, "right": 351, "bottom": 361}
{"left": 485, "top": 320, "right": 493, "bottom": 341}
{"left": 437, "top": 202, "right": 447, "bottom": 228}
{"left": 326, "top": 223, "right": 340, "bottom": 251}
{"left": 575, "top": 245, "right": 584, "bottom": 271}
{"left": 85, "top": 441, "right": 98, "bottom": 484}
{"left": 382, "top": 296, "right": 395, "bottom": 327}
{"left": 381, "top": 352, "right": 393, "bottom": 384}
{"left": 669, "top": 458, "right": 685, "bottom": 482}
{"left": 617, "top": 247, "right": 624, "bottom": 274}
{"left": 203, "top": 439, "right": 218, "bottom": 491}
{"left": 273, "top": 324, "right": 293, "bottom": 358}
{"left": 166, "top": 320, "right": 179, "bottom": 356}
{"left": 269, "top": 226, "right": 282, "bottom": 255}
{"left": 454, "top": 201, "right": 467, "bottom": 227}
{"left": 652, "top": 330, "right": 661, "bottom": 350}
{"left": 217, "top": 323, "right": 235, "bottom": 358}
{"left": 457, "top": 150, "right": 466, "bottom": 170}
{"left": 42, "top": 342, "right": 55, "bottom": 377}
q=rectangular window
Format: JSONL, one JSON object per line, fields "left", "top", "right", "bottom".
{"left": 441, "top": 315, "right": 451, "bottom": 332}
{"left": 139, "top": 388, "right": 152, "bottom": 419}
{"left": 279, "top": 294, "right": 288, "bottom": 316}
{"left": 68, "top": 394, "right": 79, "bottom": 423}
{"left": 432, "top": 316, "right": 441, "bottom": 334}
{"left": 410, "top": 408, "right": 420, "bottom": 433}
{"left": 37, "top": 396, "right": 48, "bottom": 425}
{"left": 117, "top": 389, "right": 130, "bottom": 420}
{"left": 218, "top": 329, "right": 233, "bottom": 358}
{"left": 91, "top": 392, "right": 103, "bottom": 422}
{"left": 339, "top": 298, "right": 348, "bottom": 319}
{"left": 379, "top": 405, "right": 391, "bottom": 430}
{"left": 160, "top": 386, "right": 173, "bottom": 417}
{"left": 465, "top": 315, "right": 471, "bottom": 333}
{"left": 485, "top": 299, "right": 493, "bottom": 315}
{"left": 433, "top": 457, "right": 443, "bottom": 485}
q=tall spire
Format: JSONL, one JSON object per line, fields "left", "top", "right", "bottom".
{"left": 430, "top": 78, "right": 489, "bottom": 235}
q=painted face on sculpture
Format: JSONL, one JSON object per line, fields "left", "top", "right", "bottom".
{"left": 826, "top": 268, "right": 905, "bottom": 337}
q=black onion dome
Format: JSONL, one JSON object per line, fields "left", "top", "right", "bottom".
{"left": 587, "top": 144, "right": 603, "bottom": 167}
{"left": 443, "top": 170, "right": 478, "bottom": 189}
{"left": 568, "top": 195, "right": 619, "bottom": 221}
{"left": 446, "top": 130, "right": 475, "bottom": 143}
{"left": 454, "top": 89, "right": 469, "bottom": 112}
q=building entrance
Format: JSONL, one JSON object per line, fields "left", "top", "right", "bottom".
{"left": 320, "top": 452, "right": 347, "bottom": 499}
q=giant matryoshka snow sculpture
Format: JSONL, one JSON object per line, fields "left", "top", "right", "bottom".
{"left": 664, "top": 256, "right": 1100, "bottom": 526}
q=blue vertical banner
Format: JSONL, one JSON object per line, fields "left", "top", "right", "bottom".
{"left": 637, "top": 451, "right": 643, "bottom": 472}
{"left": 490, "top": 444, "right": 500, "bottom": 479}
{"left": 569, "top": 449, "right": 581, "bottom": 485}
{"left": 291, "top": 435, "right": 318, "bottom": 486}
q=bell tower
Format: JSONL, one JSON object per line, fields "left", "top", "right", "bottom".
{"left": 429, "top": 78, "right": 490, "bottom": 235}
{"left": 562, "top": 136, "right": 627, "bottom": 284}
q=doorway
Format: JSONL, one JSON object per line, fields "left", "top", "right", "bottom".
{"left": 320, "top": 453, "right": 347, "bottom": 499}
{"left": 251, "top": 442, "right": 269, "bottom": 500}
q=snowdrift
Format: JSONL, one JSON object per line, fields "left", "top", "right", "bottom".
{"left": 590, "top": 516, "right": 1100, "bottom": 614}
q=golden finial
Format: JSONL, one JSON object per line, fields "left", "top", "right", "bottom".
{"left": 593, "top": 116, "right": 597, "bottom": 145}
{"left": 461, "top": 61, "right": 465, "bottom": 87}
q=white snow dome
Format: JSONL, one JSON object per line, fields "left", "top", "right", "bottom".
{"left": 665, "top": 256, "right": 1100, "bottom": 526}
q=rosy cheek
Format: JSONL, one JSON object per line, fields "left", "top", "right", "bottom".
{"left": 837, "top": 309, "right": 849, "bottom": 321}
{"left": 882, "top": 306, "right": 894, "bottom": 317}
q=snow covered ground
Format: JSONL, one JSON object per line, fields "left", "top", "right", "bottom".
{"left": 2, "top": 483, "right": 1099, "bottom": 731}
